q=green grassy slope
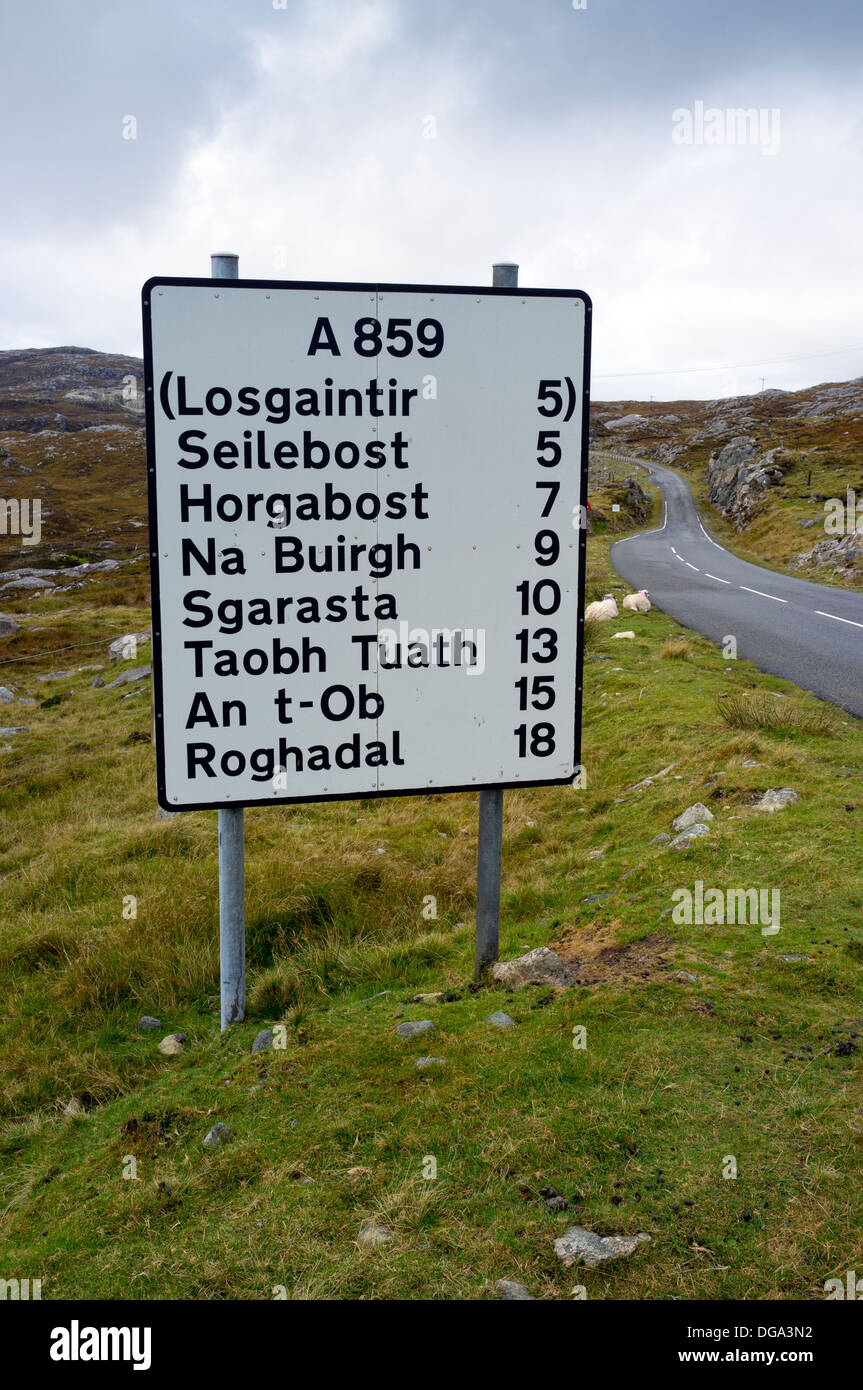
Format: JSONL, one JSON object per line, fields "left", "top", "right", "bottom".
{"left": 1, "top": 528, "right": 862, "bottom": 1300}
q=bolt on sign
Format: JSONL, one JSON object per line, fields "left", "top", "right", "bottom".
{"left": 142, "top": 278, "right": 592, "bottom": 809}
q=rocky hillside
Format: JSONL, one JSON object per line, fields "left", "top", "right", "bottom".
{"left": 0, "top": 348, "right": 146, "bottom": 577}
{"left": 0, "top": 347, "right": 144, "bottom": 432}
{"left": 592, "top": 377, "right": 863, "bottom": 584}
{"left": 2, "top": 347, "right": 863, "bottom": 589}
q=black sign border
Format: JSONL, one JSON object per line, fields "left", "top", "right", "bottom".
{"left": 142, "top": 277, "right": 592, "bottom": 811}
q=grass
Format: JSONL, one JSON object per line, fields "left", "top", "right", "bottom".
{"left": 1, "top": 526, "right": 863, "bottom": 1301}
{"left": 717, "top": 691, "right": 840, "bottom": 737}
{"left": 660, "top": 636, "right": 691, "bottom": 661}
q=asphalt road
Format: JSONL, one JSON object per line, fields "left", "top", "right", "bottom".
{"left": 609, "top": 462, "right": 863, "bottom": 718}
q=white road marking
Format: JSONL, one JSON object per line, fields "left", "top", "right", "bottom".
{"left": 685, "top": 562, "right": 700, "bottom": 571}
{"left": 704, "top": 573, "right": 731, "bottom": 584}
{"left": 740, "top": 585, "right": 787, "bottom": 603}
{"left": 815, "top": 609, "right": 863, "bottom": 629}
{"left": 699, "top": 519, "right": 725, "bottom": 551}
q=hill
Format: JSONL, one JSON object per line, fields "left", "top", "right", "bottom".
{"left": 592, "top": 378, "right": 863, "bottom": 587}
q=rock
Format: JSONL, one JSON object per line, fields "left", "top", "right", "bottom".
{"left": 395, "top": 1020, "right": 434, "bottom": 1037}
{"left": 708, "top": 437, "right": 792, "bottom": 530}
{"left": 789, "top": 532, "right": 863, "bottom": 574}
{"left": 251, "top": 1028, "right": 274, "bottom": 1054}
{"left": 625, "top": 764, "right": 676, "bottom": 793}
{"left": 154, "top": 806, "right": 177, "bottom": 820}
{"left": 487, "top": 1011, "right": 516, "bottom": 1028}
{"left": 798, "top": 518, "right": 817, "bottom": 528}
{"left": 0, "top": 614, "right": 22, "bottom": 639}
{"left": 554, "top": 1226, "right": 651, "bottom": 1269}
{"left": 610, "top": 630, "right": 635, "bottom": 640}
{"left": 581, "top": 893, "right": 610, "bottom": 905}
{"left": 649, "top": 832, "right": 671, "bottom": 846}
{"left": 605, "top": 414, "right": 647, "bottom": 431}
{"left": 491, "top": 946, "right": 574, "bottom": 990}
{"left": 92, "top": 675, "right": 105, "bottom": 688}
{"left": 415, "top": 1056, "right": 445, "bottom": 1069}
{"left": 0, "top": 686, "right": 14, "bottom": 703}
{"left": 138, "top": 1015, "right": 162, "bottom": 1031}
{"left": 675, "top": 970, "right": 700, "bottom": 984}
{"left": 202, "top": 1122, "right": 233, "bottom": 1150}
{"left": 17, "top": 697, "right": 35, "bottom": 705}
{"left": 779, "top": 954, "right": 810, "bottom": 963}
{"left": 495, "top": 1279, "right": 537, "bottom": 1300}
{"left": 158, "top": 1034, "right": 185, "bottom": 1056}
{"left": 0, "top": 575, "right": 55, "bottom": 593}
{"left": 586, "top": 849, "right": 604, "bottom": 861}
{"left": 672, "top": 803, "right": 714, "bottom": 832}
{"left": 754, "top": 787, "right": 798, "bottom": 812}
{"left": 670, "top": 823, "right": 711, "bottom": 850}
{"left": 741, "top": 760, "right": 761, "bottom": 768}
{"left": 357, "top": 1220, "right": 394, "bottom": 1248}
{"left": 105, "top": 665, "right": 151, "bottom": 689}
{"left": 109, "top": 631, "right": 150, "bottom": 661}
{"left": 0, "top": 726, "right": 28, "bottom": 735}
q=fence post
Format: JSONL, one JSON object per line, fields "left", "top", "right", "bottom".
{"left": 474, "top": 259, "right": 518, "bottom": 977}
{"left": 211, "top": 251, "right": 246, "bottom": 1030}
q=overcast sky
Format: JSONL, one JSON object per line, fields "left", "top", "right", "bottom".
{"left": 1, "top": 0, "right": 861, "bottom": 400}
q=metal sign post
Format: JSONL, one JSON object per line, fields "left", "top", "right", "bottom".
{"left": 212, "top": 251, "right": 246, "bottom": 1029}
{"left": 142, "top": 260, "right": 590, "bottom": 1024}
{"left": 474, "top": 260, "right": 518, "bottom": 976}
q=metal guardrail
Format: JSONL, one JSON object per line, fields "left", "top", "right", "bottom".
{"left": 587, "top": 451, "right": 652, "bottom": 486}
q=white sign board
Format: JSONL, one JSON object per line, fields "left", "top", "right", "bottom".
{"left": 143, "top": 278, "right": 591, "bottom": 809}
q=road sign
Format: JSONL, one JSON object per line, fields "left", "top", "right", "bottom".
{"left": 143, "top": 278, "right": 591, "bottom": 810}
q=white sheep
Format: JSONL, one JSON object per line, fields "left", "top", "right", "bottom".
{"left": 584, "top": 593, "right": 619, "bottom": 623}
{"left": 622, "top": 588, "right": 651, "bottom": 613}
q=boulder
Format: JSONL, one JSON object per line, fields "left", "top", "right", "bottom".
{"left": 554, "top": 1226, "right": 651, "bottom": 1269}
{"left": 105, "top": 665, "right": 151, "bottom": 689}
{"left": 707, "top": 438, "right": 792, "bottom": 531}
{"left": 202, "top": 1122, "right": 233, "bottom": 1150}
{"left": 495, "top": 1279, "right": 537, "bottom": 1300}
{"left": 669, "top": 823, "right": 711, "bottom": 850}
{"left": 395, "top": 1020, "right": 434, "bottom": 1038}
{"left": 672, "top": 803, "right": 714, "bottom": 833}
{"left": 754, "top": 787, "right": 798, "bottom": 812}
{"left": 109, "top": 631, "right": 150, "bottom": 661}
{"left": 491, "top": 946, "right": 574, "bottom": 990}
